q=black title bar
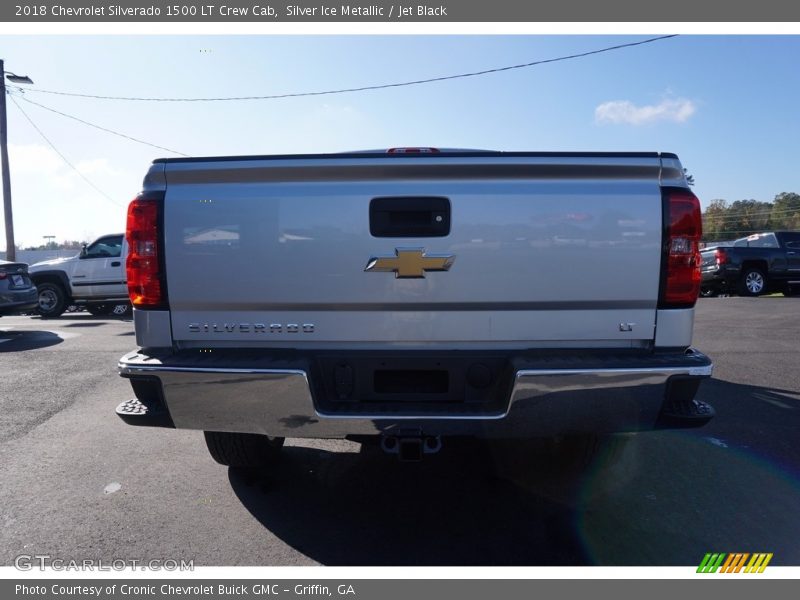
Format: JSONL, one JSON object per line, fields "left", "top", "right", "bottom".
{"left": 5, "top": 0, "right": 800, "bottom": 22}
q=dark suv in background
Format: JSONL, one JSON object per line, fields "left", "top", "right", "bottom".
{"left": 701, "top": 231, "right": 800, "bottom": 296}
{"left": 0, "top": 260, "right": 38, "bottom": 316}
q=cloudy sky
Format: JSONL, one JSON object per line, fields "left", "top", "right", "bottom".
{"left": 1, "top": 34, "right": 798, "bottom": 248}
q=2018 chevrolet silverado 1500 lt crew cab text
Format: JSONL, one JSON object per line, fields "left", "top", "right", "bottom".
{"left": 28, "top": 234, "right": 132, "bottom": 318}
{"left": 116, "top": 149, "right": 713, "bottom": 466}
{"left": 700, "top": 231, "right": 800, "bottom": 297}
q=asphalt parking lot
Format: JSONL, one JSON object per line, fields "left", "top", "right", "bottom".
{"left": 1, "top": 298, "right": 799, "bottom": 566}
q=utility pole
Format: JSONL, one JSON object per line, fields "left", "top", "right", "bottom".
{"left": 0, "top": 60, "right": 33, "bottom": 262}
{"left": 0, "top": 59, "right": 15, "bottom": 261}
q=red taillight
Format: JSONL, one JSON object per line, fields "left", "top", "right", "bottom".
{"left": 715, "top": 248, "right": 728, "bottom": 265}
{"left": 662, "top": 189, "right": 702, "bottom": 307}
{"left": 126, "top": 196, "right": 165, "bottom": 308}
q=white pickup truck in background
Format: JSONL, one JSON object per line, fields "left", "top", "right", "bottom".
{"left": 116, "top": 149, "right": 713, "bottom": 467}
{"left": 28, "top": 234, "right": 131, "bottom": 318}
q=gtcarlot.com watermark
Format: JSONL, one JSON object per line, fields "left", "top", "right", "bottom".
{"left": 14, "top": 555, "right": 194, "bottom": 571}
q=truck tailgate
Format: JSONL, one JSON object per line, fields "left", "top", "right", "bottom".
{"left": 162, "top": 154, "right": 667, "bottom": 348}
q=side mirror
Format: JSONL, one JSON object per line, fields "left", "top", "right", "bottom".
{"left": 80, "top": 244, "right": 88, "bottom": 258}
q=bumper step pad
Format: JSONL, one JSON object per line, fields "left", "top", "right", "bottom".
{"left": 658, "top": 398, "right": 715, "bottom": 428}
{"left": 115, "top": 398, "right": 174, "bottom": 428}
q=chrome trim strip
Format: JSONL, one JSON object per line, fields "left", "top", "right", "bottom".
{"left": 314, "top": 410, "right": 507, "bottom": 421}
{"left": 119, "top": 364, "right": 307, "bottom": 377}
{"left": 171, "top": 300, "right": 658, "bottom": 312}
{"left": 514, "top": 365, "right": 713, "bottom": 378}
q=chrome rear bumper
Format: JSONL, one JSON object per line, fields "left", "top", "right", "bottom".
{"left": 118, "top": 349, "right": 712, "bottom": 437}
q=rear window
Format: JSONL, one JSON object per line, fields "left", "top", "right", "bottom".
{"left": 734, "top": 233, "right": 779, "bottom": 248}
{"left": 779, "top": 232, "right": 800, "bottom": 246}
{"left": 748, "top": 233, "right": 779, "bottom": 248}
{"left": 85, "top": 235, "right": 123, "bottom": 258}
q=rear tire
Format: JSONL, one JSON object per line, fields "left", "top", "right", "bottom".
{"left": 739, "top": 268, "right": 767, "bottom": 296}
{"left": 36, "top": 283, "right": 68, "bottom": 318}
{"left": 204, "top": 431, "right": 285, "bottom": 468}
{"left": 699, "top": 287, "right": 718, "bottom": 298}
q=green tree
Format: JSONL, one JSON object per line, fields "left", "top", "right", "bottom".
{"left": 727, "top": 199, "right": 772, "bottom": 235}
{"left": 701, "top": 192, "right": 800, "bottom": 243}
{"left": 702, "top": 199, "right": 728, "bottom": 241}
{"left": 771, "top": 192, "right": 800, "bottom": 230}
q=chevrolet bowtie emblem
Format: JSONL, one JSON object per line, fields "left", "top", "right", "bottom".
{"left": 365, "top": 248, "right": 455, "bottom": 279}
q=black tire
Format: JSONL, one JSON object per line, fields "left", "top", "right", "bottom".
{"left": 36, "top": 283, "right": 68, "bottom": 318}
{"left": 700, "top": 287, "right": 718, "bottom": 298}
{"left": 738, "top": 267, "right": 767, "bottom": 296}
{"left": 86, "top": 304, "right": 112, "bottom": 316}
{"left": 783, "top": 285, "right": 800, "bottom": 297}
{"left": 204, "top": 431, "right": 285, "bottom": 468}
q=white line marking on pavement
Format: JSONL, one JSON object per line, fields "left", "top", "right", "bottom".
{"left": 104, "top": 482, "right": 122, "bottom": 495}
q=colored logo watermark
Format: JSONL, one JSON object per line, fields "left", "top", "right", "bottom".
{"left": 697, "top": 553, "right": 773, "bottom": 573}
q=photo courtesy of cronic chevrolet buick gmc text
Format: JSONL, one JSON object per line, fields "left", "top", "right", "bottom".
{"left": 115, "top": 149, "right": 713, "bottom": 470}
{"left": 28, "top": 234, "right": 132, "bottom": 318}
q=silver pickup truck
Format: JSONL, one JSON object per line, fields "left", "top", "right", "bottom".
{"left": 117, "top": 149, "right": 713, "bottom": 466}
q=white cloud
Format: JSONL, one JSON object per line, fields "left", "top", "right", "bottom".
{"left": 595, "top": 98, "right": 697, "bottom": 126}
{"left": 8, "top": 143, "right": 64, "bottom": 175}
{"left": 75, "top": 158, "right": 115, "bottom": 176}
{"left": 2, "top": 144, "right": 134, "bottom": 248}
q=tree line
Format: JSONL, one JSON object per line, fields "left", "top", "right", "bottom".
{"left": 702, "top": 192, "right": 800, "bottom": 242}
{"left": 21, "top": 240, "right": 86, "bottom": 251}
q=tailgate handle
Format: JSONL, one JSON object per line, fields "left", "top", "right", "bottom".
{"left": 370, "top": 196, "right": 450, "bottom": 238}
{"left": 111, "top": 261, "right": 121, "bottom": 267}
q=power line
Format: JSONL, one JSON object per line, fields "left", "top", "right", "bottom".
{"left": 9, "top": 93, "right": 122, "bottom": 208}
{"left": 14, "top": 35, "right": 679, "bottom": 103}
{"left": 12, "top": 93, "right": 189, "bottom": 156}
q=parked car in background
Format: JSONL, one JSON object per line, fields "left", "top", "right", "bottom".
{"left": 28, "top": 234, "right": 131, "bottom": 318}
{"left": 700, "top": 231, "right": 800, "bottom": 296}
{"left": 0, "top": 260, "right": 38, "bottom": 317}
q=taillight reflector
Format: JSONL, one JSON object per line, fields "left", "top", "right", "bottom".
{"left": 715, "top": 248, "right": 728, "bottom": 265}
{"left": 662, "top": 189, "right": 702, "bottom": 307}
{"left": 126, "top": 197, "right": 164, "bottom": 308}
